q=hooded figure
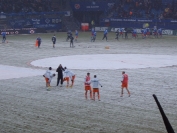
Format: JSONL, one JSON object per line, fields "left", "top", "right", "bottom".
{"left": 56, "top": 64, "right": 65, "bottom": 86}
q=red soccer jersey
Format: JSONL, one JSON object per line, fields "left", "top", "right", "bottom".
{"left": 85, "top": 76, "right": 90, "bottom": 85}
{"left": 122, "top": 74, "right": 128, "bottom": 84}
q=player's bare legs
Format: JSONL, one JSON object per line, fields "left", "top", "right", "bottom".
{"left": 92, "top": 92, "right": 95, "bottom": 101}
{"left": 66, "top": 80, "right": 69, "bottom": 87}
{"left": 85, "top": 90, "right": 92, "bottom": 100}
{"left": 70, "top": 80, "right": 74, "bottom": 87}
{"left": 126, "top": 87, "right": 130, "bottom": 97}
{"left": 97, "top": 91, "right": 100, "bottom": 101}
{"left": 85, "top": 90, "right": 88, "bottom": 99}
{"left": 121, "top": 87, "right": 130, "bottom": 97}
{"left": 90, "top": 90, "right": 92, "bottom": 99}
{"left": 121, "top": 87, "right": 124, "bottom": 97}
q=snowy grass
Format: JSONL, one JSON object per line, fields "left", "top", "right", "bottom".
{"left": 0, "top": 32, "right": 177, "bottom": 133}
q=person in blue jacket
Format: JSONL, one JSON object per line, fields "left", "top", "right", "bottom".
{"left": 102, "top": 29, "right": 108, "bottom": 41}
{"left": 2, "top": 32, "right": 6, "bottom": 43}
{"left": 91, "top": 31, "right": 97, "bottom": 42}
{"left": 157, "top": 28, "right": 162, "bottom": 38}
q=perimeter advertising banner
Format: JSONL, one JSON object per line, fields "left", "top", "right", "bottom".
{"left": 104, "top": 18, "right": 177, "bottom": 23}
{"left": 9, "top": 18, "right": 62, "bottom": 29}
{"left": 81, "top": 23, "right": 89, "bottom": 31}
{"left": 0, "top": 28, "right": 46, "bottom": 35}
{"left": 100, "top": 18, "right": 177, "bottom": 30}
{"left": 71, "top": 2, "right": 115, "bottom": 11}
{"left": 95, "top": 26, "right": 174, "bottom": 35}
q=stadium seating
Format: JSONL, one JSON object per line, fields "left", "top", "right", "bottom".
{"left": 0, "top": 0, "right": 66, "bottom": 13}
{"left": 0, "top": 0, "right": 176, "bottom": 30}
{"left": 0, "top": 0, "right": 176, "bottom": 20}
{"left": 103, "top": 0, "right": 176, "bottom": 20}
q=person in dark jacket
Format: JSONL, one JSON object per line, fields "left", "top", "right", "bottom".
{"left": 115, "top": 29, "right": 119, "bottom": 40}
{"left": 124, "top": 28, "right": 128, "bottom": 39}
{"left": 70, "top": 36, "right": 74, "bottom": 47}
{"left": 52, "top": 35, "right": 56, "bottom": 48}
{"left": 37, "top": 37, "right": 41, "bottom": 48}
{"left": 66, "top": 30, "right": 72, "bottom": 41}
{"left": 56, "top": 64, "right": 65, "bottom": 86}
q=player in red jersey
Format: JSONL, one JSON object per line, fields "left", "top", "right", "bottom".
{"left": 84, "top": 73, "right": 92, "bottom": 99}
{"left": 121, "top": 71, "right": 130, "bottom": 97}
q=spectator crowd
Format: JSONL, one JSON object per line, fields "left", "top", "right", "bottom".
{"left": 0, "top": 0, "right": 66, "bottom": 13}
{"left": 105, "top": 0, "right": 177, "bottom": 20}
{"left": 0, "top": 0, "right": 177, "bottom": 20}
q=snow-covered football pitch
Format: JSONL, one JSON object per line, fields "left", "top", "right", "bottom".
{"left": 0, "top": 31, "right": 177, "bottom": 133}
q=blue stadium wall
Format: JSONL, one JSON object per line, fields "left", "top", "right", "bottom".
{"left": 9, "top": 18, "right": 62, "bottom": 30}
{"left": 5, "top": 12, "right": 67, "bottom": 33}
{"left": 71, "top": 1, "right": 177, "bottom": 30}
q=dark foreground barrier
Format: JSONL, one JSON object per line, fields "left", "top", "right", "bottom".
{"left": 153, "top": 94, "right": 175, "bottom": 133}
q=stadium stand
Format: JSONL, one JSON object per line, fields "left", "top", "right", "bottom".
{"left": 69, "top": 0, "right": 177, "bottom": 20}
{"left": 0, "top": 0, "right": 176, "bottom": 31}
{"left": 102, "top": 0, "right": 177, "bottom": 20}
{"left": 0, "top": 0, "right": 176, "bottom": 18}
{"left": 0, "top": 0, "right": 67, "bottom": 13}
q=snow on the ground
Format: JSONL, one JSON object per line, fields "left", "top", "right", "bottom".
{"left": 31, "top": 54, "right": 177, "bottom": 69}
{"left": 0, "top": 65, "right": 45, "bottom": 80}
{"left": 2, "top": 53, "right": 177, "bottom": 80}
{"left": 0, "top": 33, "right": 177, "bottom": 133}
